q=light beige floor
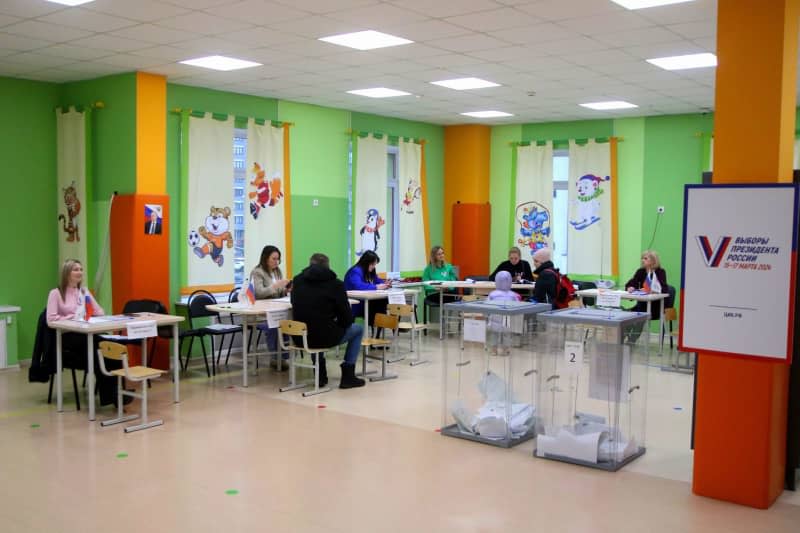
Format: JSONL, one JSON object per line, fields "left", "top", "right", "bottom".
{"left": 1, "top": 334, "right": 799, "bottom": 533}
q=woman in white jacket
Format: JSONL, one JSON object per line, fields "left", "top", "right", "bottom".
{"left": 249, "top": 245, "right": 290, "bottom": 368}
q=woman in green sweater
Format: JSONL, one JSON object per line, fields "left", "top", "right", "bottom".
{"left": 422, "top": 245, "right": 458, "bottom": 306}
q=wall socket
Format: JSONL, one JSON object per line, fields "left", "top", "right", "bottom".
{"left": 657, "top": 206, "right": 665, "bottom": 214}
{"left": 312, "top": 199, "right": 319, "bottom": 207}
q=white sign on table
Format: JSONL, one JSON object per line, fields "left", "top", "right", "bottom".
{"left": 681, "top": 184, "right": 798, "bottom": 361}
{"left": 387, "top": 290, "right": 406, "bottom": 305}
{"left": 267, "top": 309, "right": 290, "bottom": 329}
{"left": 126, "top": 320, "right": 157, "bottom": 339}
{"left": 596, "top": 290, "right": 622, "bottom": 308}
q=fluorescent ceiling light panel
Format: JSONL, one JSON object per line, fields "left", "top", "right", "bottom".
{"left": 347, "top": 88, "right": 411, "bottom": 98}
{"left": 319, "top": 30, "right": 413, "bottom": 51}
{"left": 179, "top": 55, "right": 262, "bottom": 71}
{"left": 647, "top": 52, "right": 717, "bottom": 70}
{"left": 46, "top": 0, "right": 96, "bottom": 5}
{"left": 460, "top": 111, "right": 514, "bottom": 118}
{"left": 610, "top": 0, "right": 694, "bottom": 9}
{"left": 579, "top": 101, "right": 638, "bottom": 110}
{"left": 431, "top": 77, "right": 500, "bottom": 90}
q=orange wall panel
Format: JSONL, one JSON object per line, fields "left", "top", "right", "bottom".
{"left": 451, "top": 202, "right": 490, "bottom": 278}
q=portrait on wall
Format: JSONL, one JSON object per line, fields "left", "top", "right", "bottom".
{"left": 144, "top": 204, "right": 163, "bottom": 235}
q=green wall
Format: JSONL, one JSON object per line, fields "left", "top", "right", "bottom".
{"left": 166, "top": 83, "right": 279, "bottom": 308}
{"left": 350, "top": 112, "right": 445, "bottom": 257}
{"left": 489, "top": 124, "right": 523, "bottom": 264}
{"left": 1, "top": 77, "right": 61, "bottom": 362}
{"left": 278, "top": 101, "right": 350, "bottom": 276}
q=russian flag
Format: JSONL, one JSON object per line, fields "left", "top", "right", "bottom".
{"left": 83, "top": 289, "right": 95, "bottom": 321}
{"left": 642, "top": 274, "right": 652, "bottom": 294}
{"left": 244, "top": 278, "right": 256, "bottom": 305}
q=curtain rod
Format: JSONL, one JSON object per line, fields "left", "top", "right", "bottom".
{"left": 55, "top": 101, "right": 105, "bottom": 112}
{"left": 346, "top": 128, "right": 426, "bottom": 144}
{"left": 508, "top": 136, "right": 623, "bottom": 147}
{"left": 171, "top": 107, "right": 292, "bottom": 127}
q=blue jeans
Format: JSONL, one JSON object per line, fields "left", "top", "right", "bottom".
{"left": 338, "top": 323, "right": 364, "bottom": 365}
{"left": 264, "top": 327, "right": 288, "bottom": 360}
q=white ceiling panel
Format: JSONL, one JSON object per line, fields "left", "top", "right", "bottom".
{"left": 667, "top": 20, "right": 716, "bottom": 40}
{"left": 557, "top": 12, "right": 654, "bottom": 35}
{"left": 172, "top": 37, "right": 251, "bottom": 54}
{"left": 0, "top": 14, "right": 21, "bottom": 28}
{"left": 516, "top": 0, "right": 624, "bottom": 21}
{"left": 86, "top": 0, "right": 191, "bottom": 22}
{"left": 2, "top": 20, "right": 93, "bottom": 43}
{"left": 158, "top": 12, "right": 254, "bottom": 34}
{"left": 487, "top": 23, "right": 574, "bottom": 46}
{"left": 132, "top": 45, "right": 199, "bottom": 61}
{"left": 272, "top": 0, "right": 380, "bottom": 14}
{"left": 0, "top": 33, "right": 55, "bottom": 51}
{"left": 444, "top": 7, "right": 542, "bottom": 32}
{"left": 158, "top": 0, "right": 241, "bottom": 8}
{"left": 110, "top": 24, "right": 201, "bottom": 45}
{"left": 266, "top": 15, "right": 356, "bottom": 38}
{"left": 4, "top": 51, "right": 79, "bottom": 69}
{"left": 388, "top": 20, "right": 471, "bottom": 42}
{"left": 414, "top": 53, "right": 485, "bottom": 69}
{"left": 636, "top": 0, "right": 717, "bottom": 25}
{"left": 95, "top": 53, "right": 168, "bottom": 69}
{"left": 39, "top": 8, "right": 139, "bottom": 33}
{"left": 0, "top": 0, "right": 63, "bottom": 19}
{"left": 70, "top": 34, "right": 152, "bottom": 53}
{"left": 215, "top": 27, "right": 304, "bottom": 47}
{"left": 391, "top": 0, "right": 503, "bottom": 18}
{"left": 427, "top": 34, "right": 511, "bottom": 53}
{"left": 205, "top": 1, "right": 309, "bottom": 24}
{"left": 624, "top": 40, "right": 710, "bottom": 60}
{"left": 327, "top": 4, "right": 427, "bottom": 27}
{"left": 592, "top": 27, "right": 683, "bottom": 48}
{"left": 37, "top": 44, "right": 114, "bottom": 61}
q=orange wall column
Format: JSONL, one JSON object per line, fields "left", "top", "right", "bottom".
{"left": 444, "top": 125, "right": 491, "bottom": 275}
{"left": 692, "top": 0, "right": 798, "bottom": 508}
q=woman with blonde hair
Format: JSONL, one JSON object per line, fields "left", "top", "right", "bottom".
{"left": 625, "top": 250, "right": 668, "bottom": 319}
{"left": 422, "top": 245, "right": 458, "bottom": 307}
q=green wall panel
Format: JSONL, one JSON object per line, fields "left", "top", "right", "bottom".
{"left": 291, "top": 196, "right": 349, "bottom": 276}
{"left": 489, "top": 124, "right": 522, "bottom": 268}
{"left": 0, "top": 77, "right": 61, "bottom": 360}
{"left": 165, "top": 84, "right": 278, "bottom": 308}
{"left": 522, "top": 119, "right": 614, "bottom": 146}
{"left": 350, "top": 112, "right": 445, "bottom": 251}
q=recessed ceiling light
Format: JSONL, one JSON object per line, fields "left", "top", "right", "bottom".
{"left": 431, "top": 77, "right": 500, "bottom": 90}
{"left": 179, "top": 55, "right": 262, "bottom": 71}
{"left": 579, "top": 101, "right": 638, "bottom": 110}
{"left": 46, "top": 0, "right": 96, "bottom": 5}
{"left": 460, "top": 111, "right": 514, "bottom": 118}
{"left": 319, "top": 30, "right": 413, "bottom": 51}
{"left": 647, "top": 52, "right": 717, "bottom": 70}
{"left": 610, "top": 0, "right": 694, "bottom": 9}
{"left": 347, "top": 88, "right": 412, "bottom": 98}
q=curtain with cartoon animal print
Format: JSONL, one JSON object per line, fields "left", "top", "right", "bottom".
{"left": 187, "top": 114, "right": 235, "bottom": 286}
{"left": 397, "top": 139, "right": 428, "bottom": 271}
{"left": 56, "top": 107, "right": 89, "bottom": 282}
{"left": 352, "top": 134, "right": 388, "bottom": 265}
{"left": 567, "top": 140, "right": 613, "bottom": 277}
{"left": 513, "top": 142, "right": 553, "bottom": 265}
{"left": 244, "top": 120, "right": 288, "bottom": 278}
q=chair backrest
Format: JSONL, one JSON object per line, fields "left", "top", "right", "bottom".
{"left": 187, "top": 290, "right": 218, "bottom": 325}
{"left": 279, "top": 319, "right": 307, "bottom": 336}
{"left": 228, "top": 288, "right": 239, "bottom": 303}
{"left": 461, "top": 294, "right": 484, "bottom": 302}
{"left": 97, "top": 341, "right": 130, "bottom": 378}
{"left": 387, "top": 303, "right": 413, "bottom": 318}
{"left": 374, "top": 313, "right": 399, "bottom": 331}
{"left": 665, "top": 284, "right": 677, "bottom": 309}
{"left": 122, "top": 299, "right": 166, "bottom": 315}
{"left": 466, "top": 275, "right": 492, "bottom": 282}
{"left": 278, "top": 320, "right": 316, "bottom": 352}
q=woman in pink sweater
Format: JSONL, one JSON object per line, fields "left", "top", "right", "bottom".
{"left": 47, "top": 259, "right": 125, "bottom": 407}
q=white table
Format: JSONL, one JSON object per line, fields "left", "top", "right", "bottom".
{"left": 346, "top": 289, "right": 418, "bottom": 328}
{"left": 432, "top": 281, "right": 536, "bottom": 339}
{"left": 48, "top": 312, "right": 184, "bottom": 421}
{"left": 206, "top": 299, "right": 293, "bottom": 388}
{"left": 575, "top": 289, "right": 668, "bottom": 353}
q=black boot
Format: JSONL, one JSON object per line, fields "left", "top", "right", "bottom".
{"left": 339, "top": 363, "right": 365, "bottom": 389}
{"left": 317, "top": 354, "right": 328, "bottom": 387}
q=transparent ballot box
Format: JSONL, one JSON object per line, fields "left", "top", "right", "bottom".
{"left": 534, "top": 308, "right": 650, "bottom": 471}
{"left": 441, "top": 300, "right": 551, "bottom": 448}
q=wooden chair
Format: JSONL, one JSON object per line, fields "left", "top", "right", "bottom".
{"left": 386, "top": 303, "right": 427, "bottom": 365}
{"left": 360, "top": 313, "right": 399, "bottom": 382}
{"left": 277, "top": 320, "right": 330, "bottom": 397}
{"left": 97, "top": 341, "right": 164, "bottom": 433}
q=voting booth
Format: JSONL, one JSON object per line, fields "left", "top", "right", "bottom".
{"left": 440, "top": 300, "right": 550, "bottom": 448}
{"left": 534, "top": 308, "right": 650, "bottom": 471}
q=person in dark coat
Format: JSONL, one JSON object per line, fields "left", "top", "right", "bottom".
{"left": 291, "top": 253, "right": 365, "bottom": 389}
{"left": 490, "top": 246, "right": 533, "bottom": 282}
{"left": 531, "top": 248, "right": 558, "bottom": 304}
{"left": 625, "top": 250, "right": 668, "bottom": 320}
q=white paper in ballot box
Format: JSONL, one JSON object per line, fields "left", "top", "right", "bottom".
{"left": 267, "top": 309, "right": 290, "bottom": 329}
{"left": 126, "top": 320, "right": 157, "bottom": 339}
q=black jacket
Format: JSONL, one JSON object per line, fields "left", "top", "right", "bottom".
{"left": 625, "top": 267, "right": 668, "bottom": 319}
{"left": 533, "top": 261, "right": 558, "bottom": 304}
{"left": 490, "top": 259, "right": 533, "bottom": 282}
{"left": 290, "top": 264, "right": 354, "bottom": 348}
{"left": 28, "top": 309, "right": 84, "bottom": 382}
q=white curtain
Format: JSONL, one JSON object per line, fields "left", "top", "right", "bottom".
{"left": 567, "top": 140, "right": 612, "bottom": 276}
{"left": 398, "top": 139, "right": 427, "bottom": 271}
{"left": 187, "top": 114, "right": 234, "bottom": 286}
{"left": 244, "top": 120, "right": 286, "bottom": 274}
{"left": 56, "top": 107, "right": 88, "bottom": 277}
{"left": 514, "top": 142, "right": 554, "bottom": 263}
{"left": 353, "top": 134, "right": 388, "bottom": 263}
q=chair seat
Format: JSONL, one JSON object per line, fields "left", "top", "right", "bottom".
{"left": 398, "top": 321, "right": 427, "bottom": 331}
{"left": 362, "top": 338, "right": 392, "bottom": 347}
{"left": 112, "top": 366, "right": 163, "bottom": 380}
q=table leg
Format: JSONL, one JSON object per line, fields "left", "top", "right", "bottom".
{"left": 659, "top": 298, "right": 665, "bottom": 355}
{"left": 242, "top": 320, "right": 249, "bottom": 387}
{"left": 439, "top": 288, "right": 444, "bottom": 340}
{"left": 173, "top": 324, "right": 180, "bottom": 403}
{"left": 364, "top": 299, "right": 370, "bottom": 356}
{"left": 56, "top": 329, "right": 63, "bottom": 413}
{"left": 141, "top": 337, "right": 148, "bottom": 367}
{"left": 87, "top": 332, "right": 95, "bottom": 421}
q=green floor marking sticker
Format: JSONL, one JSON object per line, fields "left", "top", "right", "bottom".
{"left": 30, "top": 423, "right": 40, "bottom": 428}
{"left": 117, "top": 452, "right": 128, "bottom": 459}
{"left": 225, "top": 489, "right": 239, "bottom": 495}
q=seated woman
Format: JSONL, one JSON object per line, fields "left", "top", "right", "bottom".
{"left": 625, "top": 250, "right": 668, "bottom": 320}
{"left": 344, "top": 250, "right": 390, "bottom": 326}
{"left": 490, "top": 246, "right": 533, "bottom": 283}
{"left": 422, "top": 245, "right": 458, "bottom": 305}
{"left": 249, "top": 245, "right": 291, "bottom": 369}
{"left": 46, "top": 259, "right": 127, "bottom": 407}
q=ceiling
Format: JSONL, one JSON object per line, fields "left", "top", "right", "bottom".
{"left": 0, "top": 0, "right": 729, "bottom": 125}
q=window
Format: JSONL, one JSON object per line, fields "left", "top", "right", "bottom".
{"left": 552, "top": 152, "right": 569, "bottom": 273}
{"left": 233, "top": 130, "right": 247, "bottom": 287}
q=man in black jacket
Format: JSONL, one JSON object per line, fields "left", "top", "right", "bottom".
{"left": 490, "top": 246, "right": 533, "bottom": 282}
{"left": 532, "top": 247, "right": 558, "bottom": 304}
{"left": 290, "top": 253, "right": 365, "bottom": 389}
